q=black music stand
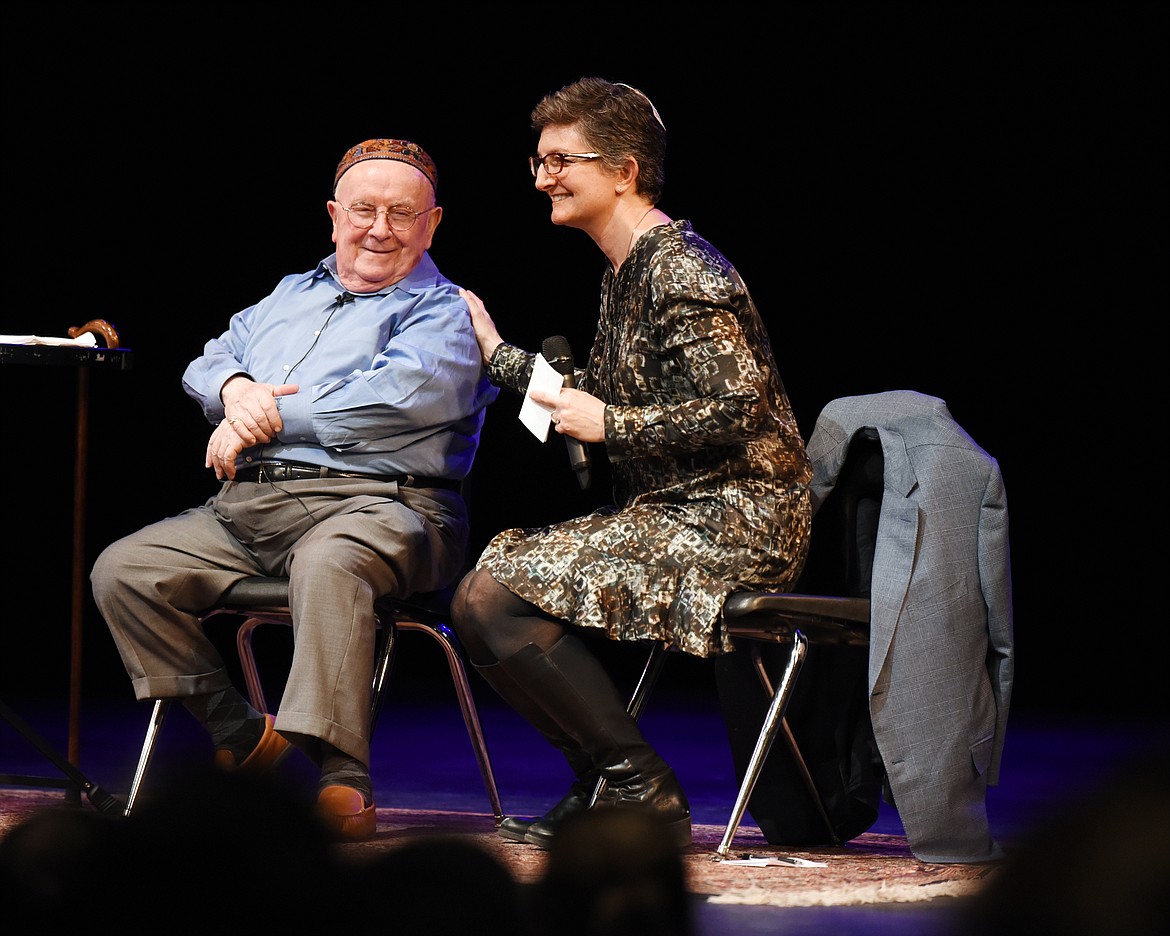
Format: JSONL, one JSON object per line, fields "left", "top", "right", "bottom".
{"left": 0, "top": 321, "right": 131, "bottom": 812}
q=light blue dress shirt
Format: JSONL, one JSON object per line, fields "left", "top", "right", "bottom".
{"left": 182, "top": 252, "right": 498, "bottom": 479}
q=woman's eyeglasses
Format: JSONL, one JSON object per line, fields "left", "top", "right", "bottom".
{"left": 528, "top": 152, "right": 601, "bottom": 177}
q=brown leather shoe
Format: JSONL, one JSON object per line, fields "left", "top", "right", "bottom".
{"left": 317, "top": 785, "right": 377, "bottom": 841}
{"left": 213, "top": 714, "right": 292, "bottom": 774}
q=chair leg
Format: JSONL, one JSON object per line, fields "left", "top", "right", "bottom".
{"left": 715, "top": 632, "right": 809, "bottom": 859}
{"left": 746, "top": 639, "right": 842, "bottom": 846}
{"left": 231, "top": 612, "right": 442, "bottom": 769}
{"left": 235, "top": 616, "right": 271, "bottom": 714}
{"left": 235, "top": 612, "right": 398, "bottom": 728}
{"left": 369, "top": 619, "right": 398, "bottom": 730}
{"left": 589, "top": 640, "right": 670, "bottom": 807}
{"left": 124, "top": 699, "right": 170, "bottom": 816}
{"left": 625, "top": 641, "right": 670, "bottom": 723}
{"left": 396, "top": 619, "right": 505, "bottom": 823}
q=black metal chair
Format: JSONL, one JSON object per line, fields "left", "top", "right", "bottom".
{"left": 713, "top": 427, "right": 881, "bottom": 856}
{"left": 608, "top": 428, "right": 882, "bottom": 858}
{"left": 123, "top": 580, "right": 504, "bottom": 824}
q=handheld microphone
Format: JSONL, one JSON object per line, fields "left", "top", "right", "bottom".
{"left": 542, "top": 335, "right": 592, "bottom": 490}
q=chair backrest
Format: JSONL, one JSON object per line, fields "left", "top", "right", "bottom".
{"left": 794, "top": 427, "right": 884, "bottom": 599}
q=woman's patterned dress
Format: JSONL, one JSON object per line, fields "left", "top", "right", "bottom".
{"left": 476, "top": 220, "right": 812, "bottom": 657}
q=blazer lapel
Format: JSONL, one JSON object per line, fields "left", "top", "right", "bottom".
{"left": 868, "top": 428, "right": 918, "bottom": 694}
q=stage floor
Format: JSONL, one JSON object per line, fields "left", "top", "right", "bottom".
{"left": 3, "top": 653, "right": 1166, "bottom": 935}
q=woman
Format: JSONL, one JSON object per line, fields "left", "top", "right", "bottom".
{"left": 451, "top": 78, "right": 812, "bottom": 849}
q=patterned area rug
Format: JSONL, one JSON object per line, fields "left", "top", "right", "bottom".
{"left": 0, "top": 787, "right": 997, "bottom": 908}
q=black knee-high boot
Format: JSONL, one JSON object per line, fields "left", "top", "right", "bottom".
{"left": 473, "top": 653, "right": 599, "bottom": 842}
{"left": 486, "top": 636, "right": 691, "bottom": 849}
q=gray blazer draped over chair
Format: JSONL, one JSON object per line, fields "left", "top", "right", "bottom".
{"left": 807, "top": 391, "right": 1014, "bottom": 863}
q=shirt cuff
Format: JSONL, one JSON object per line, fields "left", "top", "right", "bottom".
{"left": 274, "top": 391, "right": 313, "bottom": 443}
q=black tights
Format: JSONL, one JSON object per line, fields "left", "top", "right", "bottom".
{"left": 450, "top": 569, "right": 567, "bottom": 666}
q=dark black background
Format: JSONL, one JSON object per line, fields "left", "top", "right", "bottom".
{"left": 3, "top": 6, "right": 1164, "bottom": 720}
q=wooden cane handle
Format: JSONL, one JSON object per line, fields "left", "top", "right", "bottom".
{"left": 68, "top": 318, "right": 121, "bottom": 348}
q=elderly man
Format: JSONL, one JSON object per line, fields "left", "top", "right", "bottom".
{"left": 91, "top": 139, "right": 497, "bottom": 840}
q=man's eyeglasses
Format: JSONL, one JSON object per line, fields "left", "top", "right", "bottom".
{"left": 338, "top": 204, "right": 439, "bottom": 231}
{"left": 529, "top": 152, "right": 601, "bottom": 177}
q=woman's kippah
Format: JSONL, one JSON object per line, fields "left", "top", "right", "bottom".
{"left": 333, "top": 139, "right": 438, "bottom": 193}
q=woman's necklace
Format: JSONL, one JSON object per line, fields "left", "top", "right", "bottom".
{"left": 627, "top": 206, "right": 656, "bottom": 259}
{"left": 614, "top": 206, "right": 657, "bottom": 272}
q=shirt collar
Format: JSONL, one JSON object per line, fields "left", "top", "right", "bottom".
{"left": 311, "top": 252, "right": 443, "bottom": 297}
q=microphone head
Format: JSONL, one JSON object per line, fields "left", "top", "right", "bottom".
{"left": 541, "top": 335, "right": 574, "bottom": 375}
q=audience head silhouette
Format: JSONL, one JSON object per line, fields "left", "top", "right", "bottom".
{"left": 532, "top": 807, "right": 695, "bottom": 936}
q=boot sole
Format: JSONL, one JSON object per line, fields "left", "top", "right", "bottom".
{"left": 523, "top": 812, "right": 693, "bottom": 851}
{"left": 498, "top": 816, "right": 537, "bottom": 842}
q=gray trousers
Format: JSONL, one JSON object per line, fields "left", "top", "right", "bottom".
{"left": 90, "top": 477, "right": 468, "bottom": 765}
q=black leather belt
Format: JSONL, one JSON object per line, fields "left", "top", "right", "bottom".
{"left": 234, "top": 461, "right": 460, "bottom": 491}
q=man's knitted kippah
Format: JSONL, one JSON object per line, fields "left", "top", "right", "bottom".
{"left": 333, "top": 139, "right": 437, "bottom": 193}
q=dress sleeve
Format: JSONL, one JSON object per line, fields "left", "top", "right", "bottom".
{"left": 485, "top": 342, "right": 537, "bottom": 397}
{"left": 605, "top": 247, "right": 772, "bottom": 459}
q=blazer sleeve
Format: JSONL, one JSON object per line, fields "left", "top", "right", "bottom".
{"left": 979, "top": 457, "right": 1014, "bottom": 785}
